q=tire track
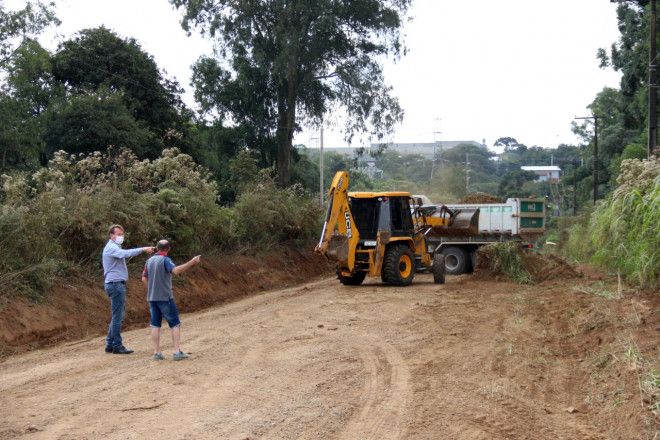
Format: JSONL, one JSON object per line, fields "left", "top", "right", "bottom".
{"left": 340, "top": 341, "right": 411, "bottom": 440}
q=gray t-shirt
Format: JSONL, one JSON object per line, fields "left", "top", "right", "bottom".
{"left": 143, "top": 254, "right": 176, "bottom": 301}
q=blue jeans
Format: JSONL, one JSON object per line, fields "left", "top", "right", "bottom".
{"left": 149, "top": 298, "right": 181, "bottom": 328}
{"left": 105, "top": 282, "right": 127, "bottom": 349}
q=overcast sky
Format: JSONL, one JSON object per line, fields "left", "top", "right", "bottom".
{"left": 14, "top": 0, "right": 623, "bottom": 151}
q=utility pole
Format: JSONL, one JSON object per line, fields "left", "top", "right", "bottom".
{"left": 430, "top": 117, "right": 442, "bottom": 183}
{"left": 573, "top": 159, "right": 578, "bottom": 215}
{"left": 465, "top": 151, "right": 470, "bottom": 194}
{"left": 319, "top": 124, "right": 324, "bottom": 206}
{"left": 574, "top": 115, "right": 600, "bottom": 204}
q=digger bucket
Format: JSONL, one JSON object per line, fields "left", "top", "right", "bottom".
{"left": 326, "top": 233, "right": 349, "bottom": 263}
{"left": 430, "top": 208, "right": 480, "bottom": 236}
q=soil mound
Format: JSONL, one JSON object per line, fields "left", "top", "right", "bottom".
{"left": 475, "top": 243, "right": 581, "bottom": 283}
{"left": 459, "top": 192, "right": 502, "bottom": 204}
{"left": 525, "top": 253, "right": 582, "bottom": 282}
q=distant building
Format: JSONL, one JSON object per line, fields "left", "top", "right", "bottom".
{"left": 301, "top": 140, "right": 485, "bottom": 160}
{"left": 521, "top": 166, "right": 561, "bottom": 183}
{"left": 370, "top": 141, "right": 484, "bottom": 159}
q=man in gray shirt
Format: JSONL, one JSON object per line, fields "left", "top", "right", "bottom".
{"left": 102, "top": 224, "right": 155, "bottom": 354}
{"left": 142, "top": 240, "right": 200, "bottom": 361}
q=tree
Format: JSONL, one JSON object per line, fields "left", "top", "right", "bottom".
{"left": 0, "top": 2, "right": 58, "bottom": 169}
{"left": 498, "top": 170, "right": 537, "bottom": 198}
{"left": 172, "top": 0, "right": 409, "bottom": 186}
{"left": 50, "top": 27, "right": 192, "bottom": 157}
{"left": 43, "top": 91, "right": 156, "bottom": 157}
{"left": 494, "top": 137, "right": 520, "bottom": 151}
{"left": 0, "top": 92, "right": 44, "bottom": 169}
{"left": 0, "top": 1, "right": 58, "bottom": 66}
{"left": 0, "top": 39, "right": 54, "bottom": 168}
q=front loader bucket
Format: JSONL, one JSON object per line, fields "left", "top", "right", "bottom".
{"left": 430, "top": 208, "right": 480, "bottom": 236}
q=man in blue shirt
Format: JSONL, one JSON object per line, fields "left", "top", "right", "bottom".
{"left": 142, "top": 240, "right": 200, "bottom": 361}
{"left": 102, "top": 224, "right": 155, "bottom": 354}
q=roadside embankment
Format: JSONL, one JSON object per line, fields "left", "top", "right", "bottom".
{"left": 0, "top": 247, "right": 332, "bottom": 354}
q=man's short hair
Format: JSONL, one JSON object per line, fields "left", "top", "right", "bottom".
{"left": 108, "top": 224, "right": 124, "bottom": 236}
{"left": 156, "top": 240, "right": 171, "bottom": 251}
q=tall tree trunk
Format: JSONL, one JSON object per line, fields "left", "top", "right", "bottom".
{"left": 275, "top": 82, "right": 297, "bottom": 187}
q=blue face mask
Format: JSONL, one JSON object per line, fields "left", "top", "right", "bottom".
{"left": 113, "top": 236, "right": 125, "bottom": 245}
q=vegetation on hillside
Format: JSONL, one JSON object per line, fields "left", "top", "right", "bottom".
{"left": 0, "top": 148, "right": 322, "bottom": 298}
{"left": 564, "top": 157, "right": 659, "bottom": 289}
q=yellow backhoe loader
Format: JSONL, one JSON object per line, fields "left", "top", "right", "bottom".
{"left": 315, "top": 171, "right": 479, "bottom": 286}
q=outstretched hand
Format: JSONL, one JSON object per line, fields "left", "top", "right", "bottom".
{"left": 143, "top": 246, "right": 156, "bottom": 255}
{"left": 191, "top": 255, "right": 201, "bottom": 265}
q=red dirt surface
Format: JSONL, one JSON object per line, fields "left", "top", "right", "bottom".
{"left": 0, "top": 248, "right": 332, "bottom": 354}
{"left": 0, "top": 258, "right": 657, "bottom": 439}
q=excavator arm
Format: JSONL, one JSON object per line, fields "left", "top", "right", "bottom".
{"left": 315, "top": 171, "right": 361, "bottom": 273}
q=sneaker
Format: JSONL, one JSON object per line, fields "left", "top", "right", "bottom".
{"left": 153, "top": 352, "right": 165, "bottom": 361}
{"left": 173, "top": 351, "right": 189, "bottom": 361}
{"left": 105, "top": 346, "right": 113, "bottom": 353}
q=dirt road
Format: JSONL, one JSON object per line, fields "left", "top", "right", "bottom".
{"left": 1, "top": 274, "right": 657, "bottom": 439}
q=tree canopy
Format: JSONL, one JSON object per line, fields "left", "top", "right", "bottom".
{"left": 172, "top": 0, "right": 410, "bottom": 185}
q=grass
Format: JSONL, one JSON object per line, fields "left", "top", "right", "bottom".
{"left": 642, "top": 370, "right": 660, "bottom": 414}
{"left": 478, "top": 242, "right": 532, "bottom": 284}
{"left": 572, "top": 281, "right": 621, "bottom": 300}
{"left": 563, "top": 158, "right": 659, "bottom": 291}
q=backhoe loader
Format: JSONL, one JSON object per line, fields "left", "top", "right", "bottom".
{"left": 315, "top": 171, "right": 479, "bottom": 286}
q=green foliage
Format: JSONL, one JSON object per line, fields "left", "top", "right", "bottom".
{"left": 0, "top": 148, "right": 320, "bottom": 298}
{"left": 0, "top": 1, "right": 59, "bottom": 65}
{"left": 43, "top": 91, "right": 157, "bottom": 157}
{"left": 478, "top": 242, "right": 532, "bottom": 285}
{"left": 561, "top": 214, "right": 595, "bottom": 263}
{"left": 174, "top": 0, "right": 410, "bottom": 185}
{"left": 51, "top": 27, "right": 191, "bottom": 155}
{"left": 498, "top": 170, "right": 537, "bottom": 198}
{"left": 233, "top": 171, "right": 323, "bottom": 248}
{"left": 561, "top": 158, "right": 659, "bottom": 289}
{"left": 589, "top": 158, "right": 659, "bottom": 289}
{"left": 1, "top": 27, "right": 195, "bottom": 167}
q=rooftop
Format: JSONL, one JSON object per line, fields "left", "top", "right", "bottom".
{"left": 521, "top": 166, "right": 561, "bottom": 171}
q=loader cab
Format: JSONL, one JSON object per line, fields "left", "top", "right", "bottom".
{"left": 348, "top": 192, "right": 415, "bottom": 244}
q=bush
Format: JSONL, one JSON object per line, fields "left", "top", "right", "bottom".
{"left": 0, "top": 147, "right": 320, "bottom": 297}
{"left": 234, "top": 170, "right": 323, "bottom": 248}
{"left": 559, "top": 157, "right": 659, "bottom": 290}
{"left": 476, "top": 242, "right": 532, "bottom": 284}
{"left": 589, "top": 157, "right": 659, "bottom": 289}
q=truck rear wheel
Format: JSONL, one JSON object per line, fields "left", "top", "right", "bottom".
{"left": 442, "top": 246, "right": 468, "bottom": 275}
{"left": 433, "top": 254, "right": 446, "bottom": 284}
{"left": 338, "top": 270, "right": 367, "bottom": 286}
{"left": 381, "top": 244, "right": 415, "bottom": 286}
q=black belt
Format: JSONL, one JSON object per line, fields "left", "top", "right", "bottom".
{"left": 106, "top": 281, "right": 126, "bottom": 284}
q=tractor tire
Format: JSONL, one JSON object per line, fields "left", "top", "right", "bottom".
{"left": 338, "top": 270, "right": 367, "bottom": 286}
{"left": 381, "top": 244, "right": 416, "bottom": 286}
{"left": 433, "top": 254, "right": 446, "bottom": 284}
{"left": 442, "top": 246, "right": 468, "bottom": 275}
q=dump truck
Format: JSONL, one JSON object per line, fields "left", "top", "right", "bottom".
{"left": 315, "top": 171, "right": 480, "bottom": 286}
{"left": 412, "top": 196, "right": 546, "bottom": 275}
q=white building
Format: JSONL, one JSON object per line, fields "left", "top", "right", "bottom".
{"left": 521, "top": 166, "right": 561, "bottom": 183}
